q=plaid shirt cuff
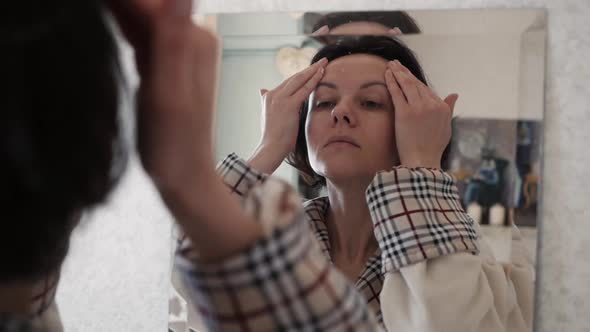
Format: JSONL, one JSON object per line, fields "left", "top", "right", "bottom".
{"left": 176, "top": 178, "right": 378, "bottom": 331}
{"left": 366, "top": 167, "right": 479, "bottom": 273}
{"left": 216, "top": 153, "right": 268, "bottom": 197}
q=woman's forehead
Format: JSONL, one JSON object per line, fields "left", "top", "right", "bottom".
{"left": 320, "top": 54, "right": 388, "bottom": 87}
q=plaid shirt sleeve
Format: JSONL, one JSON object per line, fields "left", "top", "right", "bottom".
{"left": 366, "top": 167, "right": 479, "bottom": 273}
{"left": 175, "top": 176, "right": 381, "bottom": 331}
{"left": 216, "top": 153, "right": 268, "bottom": 197}
{"left": 368, "top": 167, "right": 534, "bottom": 331}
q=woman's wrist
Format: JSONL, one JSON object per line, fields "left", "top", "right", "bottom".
{"left": 248, "top": 142, "right": 288, "bottom": 175}
{"left": 154, "top": 153, "right": 218, "bottom": 209}
{"left": 171, "top": 169, "right": 264, "bottom": 263}
{"left": 399, "top": 157, "right": 441, "bottom": 169}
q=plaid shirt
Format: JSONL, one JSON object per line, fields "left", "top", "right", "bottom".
{"left": 175, "top": 153, "right": 482, "bottom": 331}
{"left": 301, "top": 196, "right": 385, "bottom": 326}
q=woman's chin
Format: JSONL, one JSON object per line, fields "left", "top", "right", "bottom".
{"left": 311, "top": 155, "right": 395, "bottom": 183}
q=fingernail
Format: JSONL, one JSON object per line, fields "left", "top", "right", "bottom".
{"left": 389, "top": 28, "right": 402, "bottom": 35}
{"left": 394, "top": 60, "right": 401, "bottom": 66}
{"left": 316, "top": 58, "right": 328, "bottom": 67}
{"left": 312, "top": 25, "right": 330, "bottom": 36}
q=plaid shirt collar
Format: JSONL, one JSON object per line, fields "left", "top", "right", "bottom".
{"left": 303, "top": 196, "right": 385, "bottom": 325}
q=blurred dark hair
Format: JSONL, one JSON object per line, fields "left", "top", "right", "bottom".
{"left": 0, "top": 0, "right": 126, "bottom": 282}
{"left": 305, "top": 11, "right": 421, "bottom": 35}
{"left": 286, "top": 36, "right": 451, "bottom": 193}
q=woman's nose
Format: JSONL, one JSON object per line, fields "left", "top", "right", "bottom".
{"left": 331, "top": 103, "right": 356, "bottom": 127}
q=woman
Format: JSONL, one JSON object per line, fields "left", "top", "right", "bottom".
{"left": 1, "top": 0, "right": 222, "bottom": 330}
{"left": 175, "top": 36, "right": 533, "bottom": 331}
{"left": 1, "top": 0, "right": 126, "bottom": 330}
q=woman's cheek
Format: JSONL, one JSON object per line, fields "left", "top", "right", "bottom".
{"left": 305, "top": 114, "right": 323, "bottom": 153}
{"left": 368, "top": 119, "right": 397, "bottom": 161}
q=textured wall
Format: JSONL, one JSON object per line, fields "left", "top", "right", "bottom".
{"left": 55, "top": 0, "right": 590, "bottom": 331}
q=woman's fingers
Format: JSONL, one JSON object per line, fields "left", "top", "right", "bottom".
{"left": 292, "top": 66, "right": 325, "bottom": 101}
{"left": 388, "top": 61, "right": 421, "bottom": 84}
{"left": 387, "top": 27, "right": 403, "bottom": 36}
{"left": 136, "top": 0, "right": 211, "bottom": 175}
{"left": 389, "top": 60, "right": 417, "bottom": 82}
{"left": 389, "top": 60, "right": 440, "bottom": 101}
{"left": 444, "top": 93, "right": 460, "bottom": 115}
{"left": 388, "top": 60, "right": 410, "bottom": 75}
{"left": 418, "top": 84, "right": 437, "bottom": 104}
{"left": 259, "top": 88, "right": 269, "bottom": 108}
{"left": 311, "top": 25, "right": 330, "bottom": 36}
{"left": 385, "top": 69, "right": 408, "bottom": 112}
{"left": 388, "top": 59, "right": 456, "bottom": 169}
{"left": 390, "top": 65, "right": 421, "bottom": 105}
{"left": 279, "top": 58, "right": 328, "bottom": 97}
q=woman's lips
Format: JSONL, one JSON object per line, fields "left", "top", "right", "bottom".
{"left": 324, "top": 136, "right": 360, "bottom": 148}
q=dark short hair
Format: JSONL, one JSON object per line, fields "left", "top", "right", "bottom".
{"left": 305, "top": 11, "right": 421, "bottom": 35}
{"left": 0, "top": 0, "right": 126, "bottom": 282}
{"left": 286, "top": 36, "right": 451, "bottom": 194}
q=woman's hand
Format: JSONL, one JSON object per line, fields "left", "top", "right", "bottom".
{"left": 110, "top": 0, "right": 220, "bottom": 197}
{"left": 385, "top": 60, "right": 458, "bottom": 169}
{"left": 248, "top": 59, "right": 327, "bottom": 174}
{"left": 110, "top": 0, "right": 265, "bottom": 262}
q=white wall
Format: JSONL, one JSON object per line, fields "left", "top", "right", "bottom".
{"left": 55, "top": 39, "right": 174, "bottom": 331}
{"left": 406, "top": 33, "right": 523, "bottom": 120}
{"left": 215, "top": 50, "right": 297, "bottom": 184}
{"left": 55, "top": 1, "right": 590, "bottom": 331}
{"left": 214, "top": 15, "right": 303, "bottom": 185}
{"left": 519, "top": 30, "right": 546, "bottom": 120}
{"left": 409, "top": 9, "right": 546, "bottom": 121}
{"left": 409, "top": 9, "right": 543, "bottom": 35}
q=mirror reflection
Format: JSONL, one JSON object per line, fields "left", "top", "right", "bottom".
{"left": 170, "top": 9, "right": 546, "bottom": 332}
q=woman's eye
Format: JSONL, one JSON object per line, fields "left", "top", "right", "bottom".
{"left": 315, "top": 101, "right": 336, "bottom": 109}
{"left": 361, "top": 100, "right": 382, "bottom": 109}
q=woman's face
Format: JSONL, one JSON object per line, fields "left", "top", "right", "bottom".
{"left": 305, "top": 54, "right": 399, "bottom": 184}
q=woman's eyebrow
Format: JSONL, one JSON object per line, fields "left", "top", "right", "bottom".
{"left": 317, "top": 81, "right": 387, "bottom": 90}
{"left": 360, "top": 81, "right": 387, "bottom": 89}
{"left": 317, "top": 82, "right": 337, "bottom": 89}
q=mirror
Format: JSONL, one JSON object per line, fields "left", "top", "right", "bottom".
{"left": 169, "top": 9, "right": 546, "bottom": 332}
